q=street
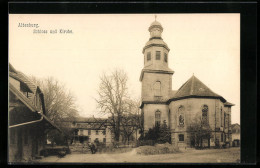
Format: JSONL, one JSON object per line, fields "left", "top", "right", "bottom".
{"left": 36, "top": 147, "right": 240, "bottom": 163}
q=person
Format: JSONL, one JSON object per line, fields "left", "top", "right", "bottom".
{"left": 88, "top": 142, "right": 93, "bottom": 154}
{"left": 92, "top": 143, "right": 97, "bottom": 154}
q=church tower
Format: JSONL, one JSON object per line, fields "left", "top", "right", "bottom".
{"left": 140, "top": 17, "right": 174, "bottom": 132}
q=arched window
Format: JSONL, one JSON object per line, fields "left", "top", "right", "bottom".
{"left": 220, "top": 107, "right": 223, "bottom": 127}
{"left": 155, "top": 110, "right": 161, "bottom": 126}
{"left": 202, "top": 105, "right": 208, "bottom": 125}
{"left": 179, "top": 114, "right": 184, "bottom": 127}
{"left": 178, "top": 106, "right": 185, "bottom": 127}
{"left": 154, "top": 81, "right": 161, "bottom": 96}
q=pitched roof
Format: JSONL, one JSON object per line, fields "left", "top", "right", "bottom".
{"left": 231, "top": 123, "right": 240, "bottom": 130}
{"left": 143, "top": 63, "right": 174, "bottom": 72}
{"left": 9, "top": 64, "right": 38, "bottom": 104}
{"left": 170, "top": 75, "right": 226, "bottom": 102}
{"left": 224, "top": 101, "right": 235, "bottom": 106}
{"left": 9, "top": 83, "right": 38, "bottom": 112}
{"left": 63, "top": 117, "right": 108, "bottom": 123}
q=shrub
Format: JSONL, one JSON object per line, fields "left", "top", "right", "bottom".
{"left": 138, "top": 120, "right": 171, "bottom": 146}
{"left": 136, "top": 143, "right": 179, "bottom": 155}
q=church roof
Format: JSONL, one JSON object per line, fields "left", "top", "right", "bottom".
{"left": 143, "top": 63, "right": 174, "bottom": 72}
{"left": 139, "top": 64, "right": 174, "bottom": 81}
{"left": 143, "top": 38, "right": 170, "bottom": 53}
{"left": 169, "top": 75, "right": 226, "bottom": 102}
{"left": 224, "top": 101, "right": 235, "bottom": 106}
{"left": 149, "top": 20, "right": 163, "bottom": 32}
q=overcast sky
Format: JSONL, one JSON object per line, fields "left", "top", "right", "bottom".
{"left": 9, "top": 14, "right": 240, "bottom": 124}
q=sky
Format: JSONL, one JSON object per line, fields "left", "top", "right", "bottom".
{"left": 9, "top": 14, "right": 240, "bottom": 124}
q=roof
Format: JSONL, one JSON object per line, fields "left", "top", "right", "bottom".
{"left": 231, "top": 123, "right": 240, "bottom": 128}
{"left": 9, "top": 64, "right": 62, "bottom": 132}
{"left": 41, "top": 114, "right": 63, "bottom": 133}
{"left": 169, "top": 75, "right": 226, "bottom": 102}
{"left": 149, "top": 20, "right": 163, "bottom": 32}
{"left": 9, "top": 64, "right": 18, "bottom": 73}
{"left": 170, "top": 90, "right": 177, "bottom": 97}
{"left": 63, "top": 117, "right": 109, "bottom": 123}
{"left": 9, "top": 83, "right": 38, "bottom": 112}
{"left": 9, "top": 64, "right": 39, "bottom": 104}
{"left": 224, "top": 101, "right": 235, "bottom": 106}
{"left": 142, "top": 38, "right": 170, "bottom": 53}
{"left": 75, "top": 122, "right": 107, "bottom": 130}
{"left": 139, "top": 66, "right": 174, "bottom": 82}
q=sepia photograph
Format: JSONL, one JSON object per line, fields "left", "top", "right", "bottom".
{"left": 8, "top": 13, "right": 241, "bottom": 163}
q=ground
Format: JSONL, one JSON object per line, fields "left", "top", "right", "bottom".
{"left": 36, "top": 147, "right": 240, "bottom": 163}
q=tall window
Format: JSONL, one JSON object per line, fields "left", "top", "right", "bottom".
{"left": 103, "top": 138, "right": 106, "bottom": 143}
{"left": 178, "top": 106, "right": 185, "bottom": 127}
{"left": 88, "top": 130, "right": 91, "bottom": 135}
{"left": 179, "top": 115, "right": 184, "bottom": 127}
{"left": 155, "top": 110, "right": 161, "bottom": 126}
{"left": 202, "top": 105, "right": 208, "bottom": 125}
{"left": 179, "top": 134, "right": 184, "bottom": 141}
{"left": 221, "top": 107, "right": 223, "bottom": 127}
{"left": 156, "top": 51, "right": 161, "bottom": 60}
{"left": 147, "top": 52, "right": 151, "bottom": 61}
{"left": 164, "top": 53, "right": 167, "bottom": 62}
{"left": 154, "top": 81, "right": 161, "bottom": 96}
{"left": 102, "top": 130, "right": 106, "bottom": 135}
{"left": 96, "top": 130, "right": 99, "bottom": 135}
{"left": 224, "top": 113, "right": 226, "bottom": 128}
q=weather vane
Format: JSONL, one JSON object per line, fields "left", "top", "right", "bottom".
{"left": 155, "top": 14, "right": 157, "bottom": 21}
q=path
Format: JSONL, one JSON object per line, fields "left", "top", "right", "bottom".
{"left": 37, "top": 147, "right": 240, "bottom": 163}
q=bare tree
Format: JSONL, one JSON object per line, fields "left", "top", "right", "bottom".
{"left": 30, "top": 76, "right": 79, "bottom": 123}
{"left": 95, "top": 69, "right": 129, "bottom": 142}
{"left": 187, "top": 115, "right": 212, "bottom": 149}
{"left": 30, "top": 76, "right": 79, "bottom": 144}
{"left": 121, "top": 98, "right": 141, "bottom": 145}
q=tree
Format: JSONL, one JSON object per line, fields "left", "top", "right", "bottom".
{"left": 157, "top": 120, "right": 171, "bottom": 144}
{"left": 140, "top": 120, "right": 171, "bottom": 145}
{"left": 187, "top": 116, "right": 212, "bottom": 149}
{"left": 95, "top": 69, "right": 129, "bottom": 142}
{"left": 30, "top": 76, "right": 79, "bottom": 144}
{"left": 121, "top": 98, "right": 141, "bottom": 145}
{"left": 31, "top": 76, "right": 79, "bottom": 123}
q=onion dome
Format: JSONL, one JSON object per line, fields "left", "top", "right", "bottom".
{"left": 148, "top": 20, "right": 163, "bottom": 32}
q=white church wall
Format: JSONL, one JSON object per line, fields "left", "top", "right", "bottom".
{"left": 169, "top": 98, "right": 225, "bottom": 147}
{"left": 142, "top": 72, "right": 172, "bottom": 101}
{"left": 143, "top": 104, "right": 169, "bottom": 131}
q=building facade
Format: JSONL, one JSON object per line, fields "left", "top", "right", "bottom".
{"left": 140, "top": 19, "right": 234, "bottom": 148}
{"left": 9, "top": 64, "right": 61, "bottom": 162}
{"left": 62, "top": 117, "right": 113, "bottom": 146}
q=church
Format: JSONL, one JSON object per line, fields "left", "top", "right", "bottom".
{"left": 140, "top": 18, "right": 234, "bottom": 148}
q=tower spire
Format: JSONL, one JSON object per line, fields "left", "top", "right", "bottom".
{"left": 155, "top": 14, "right": 157, "bottom": 21}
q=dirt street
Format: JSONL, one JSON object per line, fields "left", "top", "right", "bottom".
{"left": 37, "top": 147, "right": 240, "bottom": 163}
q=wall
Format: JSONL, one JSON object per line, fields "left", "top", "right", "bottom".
{"left": 9, "top": 124, "right": 46, "bottom": 162}
{"left": 143, "top": 104, "right": 169, "bottom": 131}
{"left": 141, "top": 72, "right": 172, "bottom": 101}
{"left": 77, "top": 127, "right": 112, "bottom": 145}
{"left": 169, "top": 98, "right": 230, "bottom": 148}
{"left": 143, "top": 46, "right": 170, "bottom": 68}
